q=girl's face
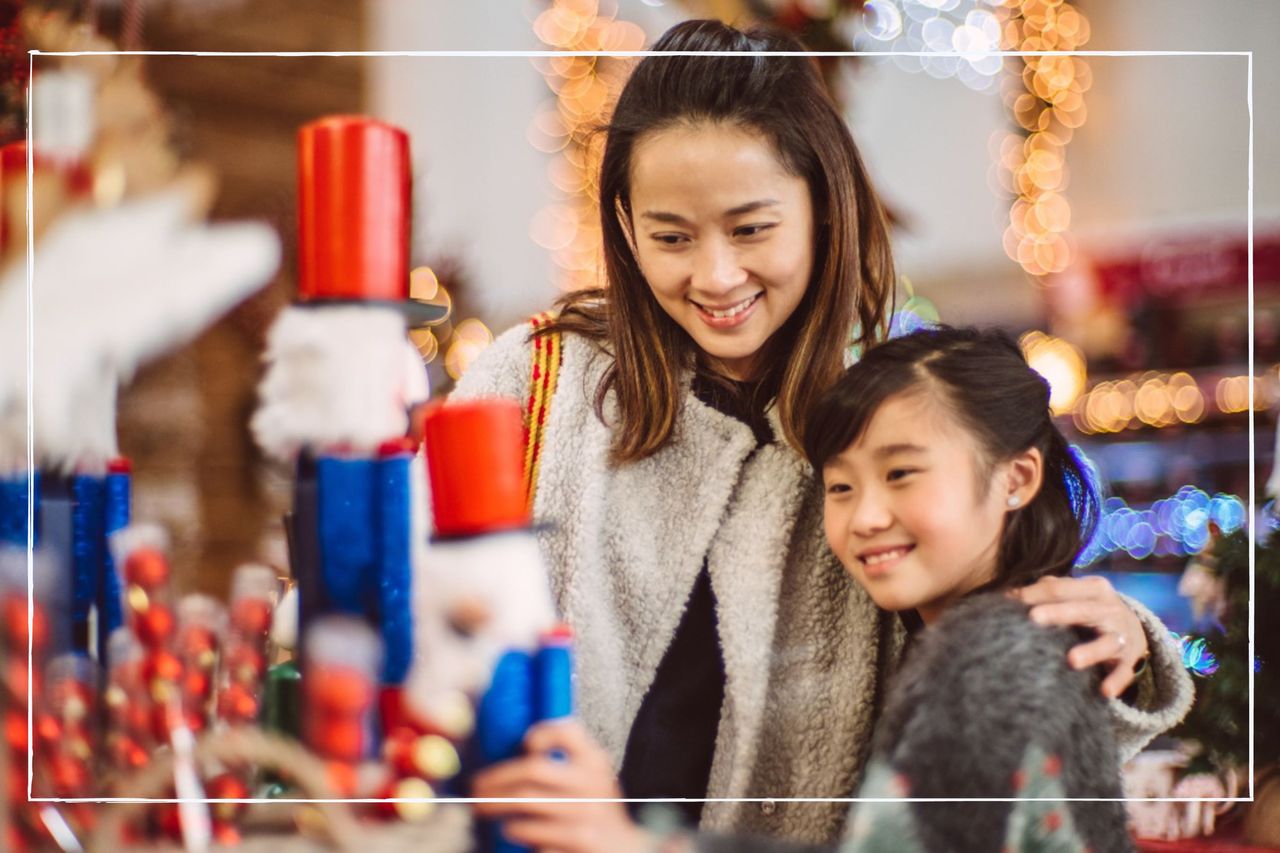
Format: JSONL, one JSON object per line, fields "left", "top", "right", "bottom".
{"left": 821, "top": 390, "right": 1026, "bottom": 623}
{"left": 627, "top": 122, "right": 815, "bottom": 381}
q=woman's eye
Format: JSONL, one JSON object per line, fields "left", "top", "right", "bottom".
{"left": 652, "top": 233, "right": 686, "bottom": 246}
{"left": 825, "top": 482, "right": 851, "bottom": 495}
{"left": 735, "top": 223, "right": 774, "bottom": 238}
{"left": 886, "top": 468, "right": 915, "bottom": 482}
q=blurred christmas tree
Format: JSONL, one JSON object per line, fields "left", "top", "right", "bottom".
{"left": 1171, "top": 524, "right": 1280, "bottom": 775}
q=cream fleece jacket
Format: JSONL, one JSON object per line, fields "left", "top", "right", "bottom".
{"left": 451, "top": 324, "right": 1194, "bottom": 844}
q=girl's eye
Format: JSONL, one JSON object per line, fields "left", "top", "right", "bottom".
{"left": 825, "top": 482, "right": 852, "bottom": 495}
{"left": 734, "top": 223, "right": 775, "bottom": 239}
{"left": 886, "top": 468, "right": 916, "bottom": 482}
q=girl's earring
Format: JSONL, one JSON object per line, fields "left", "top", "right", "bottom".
{"left": 1006, "top": 495, "right": 1022, "bottom": 509}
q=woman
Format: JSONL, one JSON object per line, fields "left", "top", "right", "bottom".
{"left": 452, "top": 19, "right": 1188, "bottom": 844}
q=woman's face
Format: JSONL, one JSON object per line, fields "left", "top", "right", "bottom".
{"left": 627, "top": 123, "right": 815, "bottom": 380}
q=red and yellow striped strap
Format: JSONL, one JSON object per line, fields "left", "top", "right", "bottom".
{"left": 523, "top": 310, "right": 562, "bottom": 512}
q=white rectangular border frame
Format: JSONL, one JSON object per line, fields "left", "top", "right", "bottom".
{"left": 24, "top": 47, "right": 1255, "bottom": 807}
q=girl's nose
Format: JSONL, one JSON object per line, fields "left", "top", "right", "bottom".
{"left": 849, "top": 493, "right": 892, "bottom": 537}
{"left": 693, "top": 238, "right": 747, "bottom": 295}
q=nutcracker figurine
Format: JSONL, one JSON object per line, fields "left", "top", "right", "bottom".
{"left": 0, "top": 73, "right": 280, "bottom": 666}
{"left": 409, "top": 400, "right": 570, "bottom": 851}
{"left": 251, "top": 116, "right": 446, "bottom": 726}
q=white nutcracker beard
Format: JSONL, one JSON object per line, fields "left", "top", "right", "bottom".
{"left": 252, "top": 304, "right": 430, "bottom": 463}
{"left": 405, "top": 529, "right": 558, "bottom": 728}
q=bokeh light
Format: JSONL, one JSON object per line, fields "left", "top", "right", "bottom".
{"left": 1075, "top": 486, "right": 1246, "bottom": 567}
{"left": 529, "top": 0, "right": 637, "bottom": 291}
{"left": 1020, "top": 330, "right": 1086, "bottom": 415}
{"left": 997, "top": 0, "right": 1090, "bottom": 278}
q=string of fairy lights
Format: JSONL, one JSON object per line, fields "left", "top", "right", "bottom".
{"left": 993, "top": 0, "right": 1090, "bottom": 278}
{"left": 528, "top": 0, "right": 644, "bottom": 292}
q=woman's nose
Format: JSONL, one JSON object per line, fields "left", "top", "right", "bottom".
{"left": 693, "top": 238, "right": 747, "bottom": 295}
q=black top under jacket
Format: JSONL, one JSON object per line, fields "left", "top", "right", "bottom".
{"left": 617, "top": 372, "right": 771, "bottom": 826}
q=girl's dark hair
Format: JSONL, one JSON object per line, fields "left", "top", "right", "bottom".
{"left": 543, "top": 19, "right": 895, "bottom": 463}
{"left": 803, "top": 326, "right": 1100, "bottom": 588}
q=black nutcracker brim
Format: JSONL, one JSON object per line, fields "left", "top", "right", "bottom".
{"left": 295, "top": 297, "right": 450, "bottom": 328}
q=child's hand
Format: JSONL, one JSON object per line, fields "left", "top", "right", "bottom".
{"left": 1009, "top": 574, "right": 1150, "bottom": 698}
{"left": 471, "top": 719, "right": 653, "bottom": 853}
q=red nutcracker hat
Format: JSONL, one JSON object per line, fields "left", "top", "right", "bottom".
{"left": 422, "top": 399, "right": 531, "bottom": 538}
{"left": 297, "top": 115, "right": 446, "bottom": 326}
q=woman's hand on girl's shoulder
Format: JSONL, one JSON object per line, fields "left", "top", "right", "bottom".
{"left": 1008, "top": 574, "right": 1151, "bottom": 699}
{"left": 471, "top": 719, "right": 654, "bottom": 853}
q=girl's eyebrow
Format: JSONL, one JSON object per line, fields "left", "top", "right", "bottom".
{"left": 639, "top": 198, "right": 781, "bottom": 225}
{"left": 873, "top": 442, "right": 927, "bottom": 459}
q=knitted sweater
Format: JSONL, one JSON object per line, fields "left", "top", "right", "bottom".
{"left": 451, "top": 324, "right": 1194, "bottom": 844}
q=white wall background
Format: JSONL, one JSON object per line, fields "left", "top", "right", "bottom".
{"left": 368, "top": 0, "right": 1279, "bottom": 330}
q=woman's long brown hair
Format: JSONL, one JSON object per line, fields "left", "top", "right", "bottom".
{"left": 541, "top": 19, "right": 895, "bottom": 464}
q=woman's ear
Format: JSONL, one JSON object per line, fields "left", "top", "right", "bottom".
{"left": 1004, "top": 447, "right": 1043, "bottom": 510}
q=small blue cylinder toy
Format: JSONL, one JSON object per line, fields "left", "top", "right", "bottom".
{"left": 478, "top": 627, "right": 575, "bottom": 853}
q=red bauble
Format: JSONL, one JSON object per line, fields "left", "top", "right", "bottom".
{"left": 212, "top": 824, "right": 242, "bottom": 846}
{"left": 5, "top": 708, "right": 28, "bottom": 751}
{"left": 309, "top": 718, "right": 365, "bottom": 763}
{"left": 224, "top": 643, "right": 265, "bottom": 684}
{"left": 4, "top": 660, "right": 28, "bottom": 703}
{"left": 207, "top": 772, "right": 249, "bottom": 824}
{"left": 217, "top": 683, "right": 259, "bottom": 723}
{"left": 178, "top": 627, "right": 217, "bottom": 660}
{"left": 1, "top": 595, "right": 47, "bottom": 650}
{"left": 324, "top": 760, "right": 357, "bottom": 798}
{"left": 307, "top": 668, "right": 374, "bottom": 716}
{"left": 183, "top": 707, "right": 207, "bottom": 734}
{"left": 229, "top": 598, "right": 272, "bottom": 637}
{"left": 47, "top": 754, "right": 88, "bottom": 796}
{"left": 32, "top": 711, "right": 59, "bottom": 749}
{"left": 123, "top": 703, "right": 150, "bottom": 737}
{"left": 109, "top": 734, "right": 149, "bottom": 770}
{"left": 133, "top": 604, "right": 175, "bottom": 647}
{"left": 382, "top": 727, "right": 417, "bottom": 777}
{"left": 181, "top": 669, "right": 211, "bottom": 701}
{"left": 143, "top": 650, "right": 182, "bottom": 692}
{"left": 149, "top": 705, "right": 175, "bottom": 743}
{"left": 153, "top": 801, "right": 183, "bottom": 841}
{"left": 124, "top": 548, "right": 169, "bottom": 589}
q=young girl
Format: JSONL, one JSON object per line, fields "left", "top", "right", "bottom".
{"left": 450, "top": 18, "right": 1188, "bottom": 845}
{"left": 471, "top": 327, "right": 1192, "bottom": 852}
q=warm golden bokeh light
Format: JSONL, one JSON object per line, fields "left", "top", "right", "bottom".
{"left": 998, "top": 0, "right": 1089, "bottom": 278}
{"left": 1021, "top": 331, "right": 1087, "bottom": 415}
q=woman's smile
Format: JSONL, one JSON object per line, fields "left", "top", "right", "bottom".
{"left": 690, "top": 292, "right": 763, "bottom": 327}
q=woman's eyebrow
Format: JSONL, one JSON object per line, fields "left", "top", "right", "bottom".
{"left": 639, "top": 210, "right": 692, "bottom": 225}
{"left": 639, "top": 199, "right": 781, "bottom": 224}
{"left": 724, "top": 198, "right": 780, "bottom": 216}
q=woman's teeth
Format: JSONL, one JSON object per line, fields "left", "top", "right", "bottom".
{"left": 700, "top": 294, "right": 759, "bottom": 318}
{"left": 863, "top": 547, "right": 910, "bottom": 566}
